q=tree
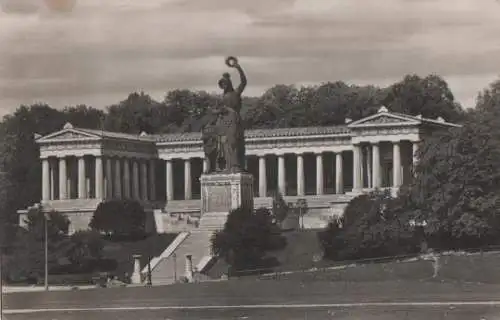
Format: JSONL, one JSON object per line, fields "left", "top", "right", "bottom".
{"left": 24, "top": 208, "right": 70, "bottom": 242}
{"left": 90, "top": 200, "right": 147, "bottom": 238}
{"left": 104, "top": 92, "right": 163, "bottom": 134}
{"left": 383, "top": 74, "right": 465, "bottom": 122}
{"left": 211, "top": 207, "right": 276, "bottom": 273}
{"left": 407, "top": 82, "right": 500, "bottom": 249}
{"left": 3, "top": 209, "right": 70, "bottom": 282}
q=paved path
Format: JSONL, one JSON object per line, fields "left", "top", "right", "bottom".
{"left": 3, "top": 280, "right": 500, "bottom": 319}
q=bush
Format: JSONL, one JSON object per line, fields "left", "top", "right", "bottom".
{"left": 319, "top": 190, "right": 420, "bottom": 261}
{"left": 62, "top": 230, "right": 104, "bottom": 269}
{"left": 89, "top": 200, "right": 146, "bottom": 239}
{"left": 211, "top": 206, "right": 283, "bottom": 273}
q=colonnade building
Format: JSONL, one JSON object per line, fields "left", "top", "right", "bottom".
{"left": 19, "top": 107, "right": 459, "bottom": 232}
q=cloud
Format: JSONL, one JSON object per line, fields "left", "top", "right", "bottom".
{"left": 0, "top": 0, "right": 499, "bottom": 115}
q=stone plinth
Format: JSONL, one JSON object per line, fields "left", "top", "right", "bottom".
{"left": 131, "top": 254, "right": 142, "bottom": 284}
{"left": 185, "top": 254, "right": 194, "bottom": 282}
{"left": 199, "top": 172, "right": 254, "bottom": 230}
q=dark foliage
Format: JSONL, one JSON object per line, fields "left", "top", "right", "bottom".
{"left": 319, "top": 190, "right": 420, "bottom": 261}
{"left": 90, "top": 200, "right": 147, "bottom": 238}
{"left": 211, "top": 206, "right": 284, "bottom": 273}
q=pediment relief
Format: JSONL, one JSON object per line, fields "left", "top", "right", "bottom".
{"left": 348, "top": 113, "right": 420, "bottom": 128}
{"left": 361, "top": 115, "right": 408, "bottom": 124}
{"left": 37, "top": 129, "right": 100, "bottom": 142}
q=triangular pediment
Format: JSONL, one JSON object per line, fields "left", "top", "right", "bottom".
{"left": 37, "top": 128, "right": 101, "bottom": 143}
{"left": 348, "top": 111, "right": 421, "bottom": 128}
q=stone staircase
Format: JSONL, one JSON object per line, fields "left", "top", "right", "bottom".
{"left": 198, "top": 212, "right": 230, "bottom": 231}
{"left": 148, "top": 230, "right": 215, "bottom": 285}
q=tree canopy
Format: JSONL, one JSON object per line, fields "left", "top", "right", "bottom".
{"left": 407, "top": 79, "right": 500, "bottom": 249}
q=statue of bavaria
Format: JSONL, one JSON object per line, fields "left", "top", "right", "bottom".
{"left": 202, "top": 56, "right": 247, "bottom": 174}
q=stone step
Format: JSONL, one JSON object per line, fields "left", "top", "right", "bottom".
{"left": 198, "top": 212, "right": 230, "bottom": 231}
{"left": 150, "top": 231, "right": 214, "bottom": 286}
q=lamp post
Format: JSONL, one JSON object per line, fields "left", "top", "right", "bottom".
{"left": 0, "top": 171, "right": 7, "bottom": 319}
{"left": 146, "top": 256, "right": 152, "bottom": 286}
{"left": 0, "top": 231, "right": 3, "bottom": 320}
{"left": 297, "top": 198, "right": 307, "bottom": 230}
{"left": 44, "top": 211, "right": 50, "bottom": 291}
{"left": 173, "top": 252, "right": 177, "bottom": 282}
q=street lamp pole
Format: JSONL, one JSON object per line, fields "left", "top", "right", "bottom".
{"left": 0, "top": 171, "right": 6, "bottom": 320}
{"left": 173, "top": 252, "right": 177, "bottom": 282}
{"left": 44, "top": 212, "right": 49, "bottom": 291}
{"left": 0, "top": 241, "right": 3, "bottom": 320}
{"left": 146, "top": 256, "right": 152, "bottom": 286}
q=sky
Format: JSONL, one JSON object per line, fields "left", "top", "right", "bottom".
{"left": 1, "top": 0, "right": 500, "bottom": 116}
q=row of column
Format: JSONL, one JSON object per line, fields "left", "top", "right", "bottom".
{"left": 258, "top": 153, "right": 344, "bottom": 197}
{"left": 164, "top": 152, "right": 345, "bottom": 200}
{"left": 42, "top": 141, "right": 419, "bottom": 202}
{"left": 41, "top": 156, "right": 156, "bottom": 202}
{"left": 352, "top": 141, "right": 418, "bottom": 192}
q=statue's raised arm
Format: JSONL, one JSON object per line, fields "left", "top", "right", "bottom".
{"left": 225, "top": 56, "right": 247, "bottom": 95}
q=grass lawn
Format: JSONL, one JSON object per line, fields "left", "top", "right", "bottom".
{"left": 206, "top": 228, "right": 500, "bottom": 285}
{"left": 255, "top": 250, "right": 500, "bottom": 285}
{"left": 34, "top": 233, "right": 178, "bottom": 285}
{"left": 6, "top": 305, "right": 500, "bottom": 320}
{"left": 101, "top": 233, "right": 178, "bottom": 279}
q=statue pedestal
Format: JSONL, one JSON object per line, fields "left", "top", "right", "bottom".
{"left": 199, "top": 172, "right": 254, "bottom": 230}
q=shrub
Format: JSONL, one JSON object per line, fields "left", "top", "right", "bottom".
{"left": 89, "top": 200, "right": 146, "bottom": 239}
{"left": 62, "top": 230, "right": 104, "bottom": 269}
{"left": 319, "top": 190, "right": 420, "bottom": 261}
{"left": 211, "top": 206, "right": 282, "bottom": 273}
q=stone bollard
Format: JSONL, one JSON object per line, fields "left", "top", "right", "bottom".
{"left": 131, "top": 254, "right": 142, "bottom": 284}
{"left": 185, "top": 254, "right": 194, "bottom": 283}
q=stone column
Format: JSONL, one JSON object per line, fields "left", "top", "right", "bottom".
{"left": 95, "top": 156, "right": 104, "bottom": 199}
{"left": 360, "top": 147, "right": 366, "bottom": 188}
{"left": 78, "top": 156, "right": 87, "bottom": 199}
{"left": 114, "top": 158, "right": 122, "bottom": 199}
{"left": 105, "top": 158, "right": 113, "bottom": 199}
{"left": 132, "top": 160, "right": 140, "bottom": 200}
{"left": 352, "top": 144, "right": 362, "bottom": 191}
{"left": 203, "top": 158, "right": 210, "bottom": 174}
{"left": 277, "top": 154, "right": 286, "bottom": 196}
{"left": 184, "top": 159, "right": 192, "bottom": 200}
{"left": 258, "top": 155, "right": 267, "bottom": 197}
{"left": 366, "top": 146, "right": 372, "bottom": 188}
{"left": 41, "top": 158, "right": 50, "bottom": 201}
{"left": 49, "top": 159, "right": 55, "bottom": 200}
{"left": 296, "top": 153, "right": 305, "bottom": 196}
{"left": 372, "top": 143, "right": 381, "bottom": 188}
{"left": 412, "top": 142, "right": 419, "bottom": 174}
{"left": 149, "top": 159, "right": 156, "bottom": 201}
{"left": 316, "top": 153, "right": 324, "bottom": 195}
{"left": 393, "top": 142, "right": 402, "bottom": 188}
{"left": 123, "top": 159, "right": 131, "bottom": 199}
{"left": 140, "top": 160, "right": 148, "bottom": 201}
{"left": 131, "top": 254, "right": 142, "bottom": 284}
{"left": 166, "top": 160, "right": 173, "bottom": 201}
{"left": 335, "top": 152, "right": 343, "bottom": 194}
{"left": 58, "top": 157, "right": 68, "bottom": 200}
{"left": 185, "top": 254, "right": 194, "bottom": 283}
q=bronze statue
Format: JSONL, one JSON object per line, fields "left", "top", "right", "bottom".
{"left": 202, "top": 56, "right": 247, "bottom": 173}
